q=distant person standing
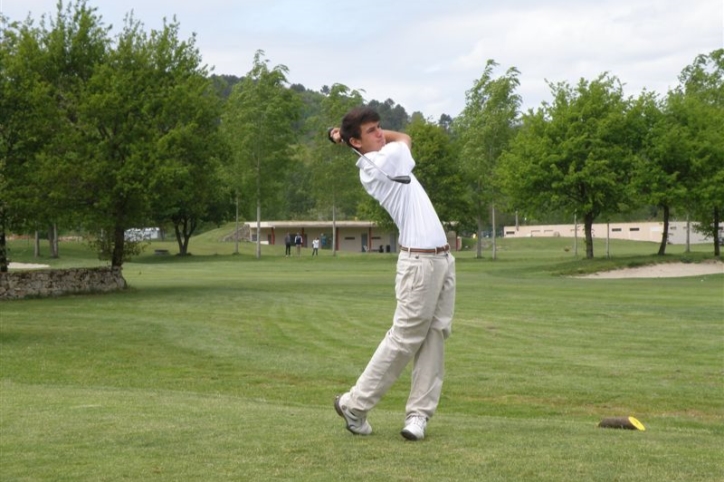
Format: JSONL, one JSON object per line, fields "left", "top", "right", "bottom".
{"left": 294, "top": 233, "right": 303, "bottom": 256}
{"left": 284, "top": 233, "right": 292, "bottom": 257}
{"left": 312, "top": 237, "right": 320, "bottom": 256}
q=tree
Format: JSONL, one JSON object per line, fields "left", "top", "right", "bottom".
{"left": 33, "top": 0, "right": 111, "bottom": 258}
{"left": 674, "top": 49, "right": 724, "bottom": 256}
{"left": 368, "top": 98, "right": 409, "bottom": 132}
{"left": 60, "top": 15, "right": 217, "bottom": 267}
{"left": 438, "top": 113, "right": 454, "bottom": 132}
{"left": 0, "top": 1, "right": 107, "bottom": 270}
{"left": 127, "top": 19, "right": 233, "bottom": 257}
{"left": 405, "top": 117, "right": 466, "bottom": 236}
{"left": 222, "top": 50, "right": 301, "bottom": 258}
{"left": 629, "top": 91, "right": 691, "bottom": 255}
{"left": 313, "top": 84, "right": 365, "bottom": 254}
{"left": 499, "top": 74, "right": 635, "bottom": 259}
{"left": 0, "top": 11, "right": 69, "bottom": 271}
{"left": 455, "top": 60, "right": 521, "bottom": 259}
{"left": 151, "top": 73, "right": 231, "bottom": 256}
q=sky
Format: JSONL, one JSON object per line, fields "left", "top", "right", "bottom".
{"left": 3, "top": 0, "right": 723, "bottom": 120}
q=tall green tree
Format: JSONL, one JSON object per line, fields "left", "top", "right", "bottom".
{"left": 34, "top": 0, "right": 110, "bottom": 257}
{"left": 674, "top": 49, "right": 724, "bottom": 256}
{"left": 0, "top": 2, "right": 92, "bottom": 270}
{"left": 123, "top": 18, "right": 232, "bottom": 256}
{"left": 299, "top": 84, "right": 364, "bottom": 254}
{"left": 316, "top": 84, "right": 365, "bottom": 203}
{"left": 405, "top": 117, "right": 465, "bottom": 236}
{"left": 65, "top": 15, "right": 215, "bottom": 266}
{"left": 222, "top": 50, "right": 301, "bottom": 258}
{"left": 0, "top": 13, "right": 66, "bottom": 271}
{"left": 455, "top": 60, "right": 521, "bottom": 259}
{"left": 499, "top": 74, "right": 635, "bottom": 259}
{"left": 629, "top": 92, "right": 691, "bottom": 255}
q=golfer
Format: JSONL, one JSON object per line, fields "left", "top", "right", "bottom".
{"left": 329, "top": 106, "right": 456, "bottom": 441}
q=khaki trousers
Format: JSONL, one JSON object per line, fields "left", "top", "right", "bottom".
{"left": 348, "top": 250, "right": 456, "bottom": 420}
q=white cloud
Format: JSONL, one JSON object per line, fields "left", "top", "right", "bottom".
{"left": 3, "top": 0, "right": 723, "bottom": 119}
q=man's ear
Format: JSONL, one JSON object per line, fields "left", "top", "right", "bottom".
{"left": 349, "top": 137, "right": 362, "bottom": 149}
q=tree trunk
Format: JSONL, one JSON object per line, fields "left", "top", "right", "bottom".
{"left": 234, "top": 191, "right": 240, "bottom": 255}
{"left": 657, "top": 205, "right": 670, "bottom": 256}
{"left": 475, "top": 185, "right": 484, "bottom": 258}
{"left": 256, "top": 159, "right": 261, "bottom": 260}
{"left": 584, "top": 212, "right": 595, "bottom": 259}
{"left": 0, "top": 209, "right": 7, "bottom": 272}
{"left": 573, "top": 213, "right": 578, "bottom": 257}
{"left": 173, "top": 217, "right": 196, "bottom": 256}
{"left": 491, "top": 203, "right": 497, "bottom": 261}
{"left": 714, "top": 207, "right": 721, "bottom": 257}
{"left": 332, "top": 199, "right": 337, "bottom": 257}
{"left": 34, "top": 231, "right": 41, "bottom": 257}
{"left": 475, "top": 215, "right": 484, "bottom": 259}
{"left": 50, "top": 223, "right": 59, "bottom": 258}
{"left": 111, "top": 225, "right": 125, "bottom": 267}
{"left": 175, "top": 223, "right": 183, "bottom": 254}
{"left": 256, "top": 202, "right": 261, "bottom": 259}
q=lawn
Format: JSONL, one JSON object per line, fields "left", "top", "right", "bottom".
{"left": 1, "top": 231, "right": 722, "bottom": 481}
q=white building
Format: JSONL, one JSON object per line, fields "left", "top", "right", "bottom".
{"left": 503, "top": 221, "right": 720, "bottom": 245}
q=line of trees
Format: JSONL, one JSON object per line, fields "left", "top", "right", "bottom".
{"left": 495, "top": 57, "right": 723, "bottom": 259}
{"left": 1, "top": 1, "right": 229, "bottom": 269}
{"left": 1, "top": 1, "right": 721, "bottom": 271}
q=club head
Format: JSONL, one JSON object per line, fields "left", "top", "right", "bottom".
{"left": 349, "top": 147, "right": 410, "bottom": 185}
{"left": 390, "top": 176, "right": 411, "bottom": 184}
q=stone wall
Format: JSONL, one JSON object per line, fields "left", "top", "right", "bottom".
{"left": 0, "top": 267, "right": 127, "bottom": 300}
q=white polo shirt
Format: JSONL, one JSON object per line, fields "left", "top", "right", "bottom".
{"left": 356, "top": 142, "right": 447, "bottom": 249}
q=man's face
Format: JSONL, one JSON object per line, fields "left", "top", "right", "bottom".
{"left": 353, "top": 121, "right": 385, "bottom": 154}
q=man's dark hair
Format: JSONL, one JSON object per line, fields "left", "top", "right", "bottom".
{"left": 340, "top": 106, "right": 380, "bottom": 146}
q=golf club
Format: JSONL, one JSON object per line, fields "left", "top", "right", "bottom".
{"left": 327, "top": 128, "right": 411, "bottom": 184}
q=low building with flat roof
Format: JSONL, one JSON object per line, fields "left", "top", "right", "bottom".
{"left": 244, "top": 220, "right": 460, "bottom": 253}
{"left": 503, "top": 221, "right": 720, "bottom": 245}
{"left": 244, "top": 220, "right": 399, "bottom": 253}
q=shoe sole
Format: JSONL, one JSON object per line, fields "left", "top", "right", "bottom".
{"left": 400, "top": 429, "right": 422, "bottom": 441}
{"left": 334, "top": 396, "right": 359, "bottom": 435}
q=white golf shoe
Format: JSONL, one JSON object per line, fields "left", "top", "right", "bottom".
{"left": 401, "top": 415, "right": 427, "bottom": 441}
{"left": 334, "top": 393, "right": 372, "bottom": 435}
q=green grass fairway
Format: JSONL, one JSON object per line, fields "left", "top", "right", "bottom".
{"left": 2, "top": 232, "right": 722, "bottom": 481}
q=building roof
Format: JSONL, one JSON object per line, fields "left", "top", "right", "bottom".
{"left": 244, "top": 220, "right": 379, "bottom": 229}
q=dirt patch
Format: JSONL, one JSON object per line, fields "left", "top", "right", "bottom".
{"left": 578, "top": 261, "right": 723, "bottom": 279}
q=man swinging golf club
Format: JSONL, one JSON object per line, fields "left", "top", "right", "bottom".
{"left": 328, "top": 106, "right": 456, "bottom": 441}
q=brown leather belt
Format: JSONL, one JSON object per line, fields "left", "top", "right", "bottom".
{"left": 400, "top": 244, "right": 450, "bottom": 254}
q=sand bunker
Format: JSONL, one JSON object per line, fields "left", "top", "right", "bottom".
{"left": 579, "top": 261, "right": 723, "bottom": 279}
{"left": 8, "top": 262, "right": 51, "bottom": 270}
